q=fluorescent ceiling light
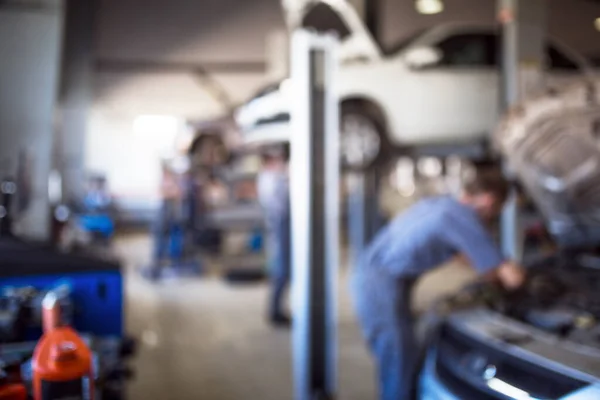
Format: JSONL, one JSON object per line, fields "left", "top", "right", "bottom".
{"left": 595, "top": 17, "right": 600, "bottom": 31}
{"left": 416, "top": 0, "right": 444, "bottom": 15}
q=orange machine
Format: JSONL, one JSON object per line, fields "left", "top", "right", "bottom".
{"left": 32, "top": 292, "right": 94, "bottom": 400}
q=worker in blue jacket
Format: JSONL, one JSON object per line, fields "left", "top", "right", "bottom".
{"left": 351, "top": 171, "right": 525, "bottom": 400}
{"left": 257, "top": 144, "right": 291, "bottom": 327}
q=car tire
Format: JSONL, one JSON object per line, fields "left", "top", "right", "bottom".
{"left": 340, "top": 104, "right": 389, "bottom": 171}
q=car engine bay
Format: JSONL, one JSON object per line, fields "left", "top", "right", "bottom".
{"left": 432, "top": 253, "right": 600, "bottom": 349}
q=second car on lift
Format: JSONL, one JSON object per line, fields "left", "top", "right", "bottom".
{"left": 236, "top": 0, "right": 592, "bottom": 170}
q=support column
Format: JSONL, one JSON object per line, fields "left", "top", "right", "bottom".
{"left": 347, "top": 170, "right": 384, "bottom": 262}
{"left": 498, "top": 0, "right": 547, "bottom": 261}
{"left": 290, "top": 31, "right": 339, "bottom": 400}
{"left": 499, "top": 0, "right": 547, "bottom": 108}
{"left": 55, "top": 0, "right": 95, "bottom": 202}
{"left": 0, "top": 1, "right": 64, "bottom": 240}
{"left": 345, "top": 0, "right": 384, "bottom": 259}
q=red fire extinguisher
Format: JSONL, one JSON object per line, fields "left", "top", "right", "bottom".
{"left": 32, "top": 292, "right": 94, "bottom": 400}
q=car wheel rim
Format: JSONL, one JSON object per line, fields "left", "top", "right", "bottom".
{"left": 341, "top": 114, "right": 381, "bottom": 168}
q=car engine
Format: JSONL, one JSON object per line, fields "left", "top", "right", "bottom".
{"left": 430, "top": 253, "right": 600, "bottom": 348}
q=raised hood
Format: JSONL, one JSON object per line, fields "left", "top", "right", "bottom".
{"left": 296, "top": 0, "right": 382, "bottom": 61}
{"left": 495, "top": 81, "right": 600, "bottom": 248}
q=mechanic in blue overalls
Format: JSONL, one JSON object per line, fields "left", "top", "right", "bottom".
{"left": 351, "top": 171, "right": 526, "bottom": 400}
{"left": 257, "top": 144, "right": 292, "bottom": 327}
{"left": 153, "top": 161, "right": 186, "bottom": 264}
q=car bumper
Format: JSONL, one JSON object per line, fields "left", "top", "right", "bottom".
{"left": 418, "top": 348, "right": 600, "bottom": 400}
{"left": 419, "top": 310, "right": 600, "bottom": 400}
{"left": 418, "top": 351, "right": 460, "bottom": 400}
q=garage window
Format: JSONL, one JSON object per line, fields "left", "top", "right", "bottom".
{"left": 436, "top": 33, "right": 497, "bottom": 67}
{"left": 302, "top": 3, "right": 351, "bottom": 40}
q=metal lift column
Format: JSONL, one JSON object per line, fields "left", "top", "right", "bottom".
{"left": 343, "top": 0, "right": 385, "bottom": 260}
{"left": 289, "top": 31, "right": 340, "bottom": 400}
{"left": 347, "top": 170, "right": 383, "bottom": 262}
{"left": 498, "top": 0, "right": 547, "bottom": 261}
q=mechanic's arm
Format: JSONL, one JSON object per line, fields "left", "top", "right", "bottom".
{"left": 442, "top": 212, "right": 525, "bottom": 290}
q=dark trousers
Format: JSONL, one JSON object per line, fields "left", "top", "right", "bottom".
{"left": 351, "top": 269, "right": 418, "bottom": 400}
{"left": 153, "top": 201, "right": 184, "bottom": 262}
{"left": 267, "top": 214, "right": 291, "bottom": 318}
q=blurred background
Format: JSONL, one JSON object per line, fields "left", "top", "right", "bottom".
{"left": 1, "top": 0, "right": 600, "bottom": 399}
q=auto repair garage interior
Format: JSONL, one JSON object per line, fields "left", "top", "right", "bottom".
{"left": 3, "top": 0, "right": 600, "bottom": 399}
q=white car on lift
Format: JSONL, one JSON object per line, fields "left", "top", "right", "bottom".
{"left": 236, "top": 0, "right": 592, "bottom": 170}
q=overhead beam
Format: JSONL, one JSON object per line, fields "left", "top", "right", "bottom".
{"left": 95, "top": 59, "right": 267, "bottom": 75}
{"left": 0, "top": 0, "right": 58, "bottom": 13}
{"left": 96, "top": 58, "right": 241, "bottom": 111}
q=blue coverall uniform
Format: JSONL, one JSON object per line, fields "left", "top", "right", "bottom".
{"left": 350, "top": 196, "right": 504, "bottom": 400}
{"left": 153, "top": 175, "right": 190, "bottom": 263}
{"left": 153, "top": 199, "right": 185, "bottom": 262}
{"left": 257, "top": 169, "right": 291, "bottom": 319}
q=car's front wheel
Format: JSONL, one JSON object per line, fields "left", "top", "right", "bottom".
{"left": 340, "top": 105, "right": 387, "bottom": 171}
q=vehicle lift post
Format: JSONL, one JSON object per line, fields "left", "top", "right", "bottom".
{"left": 344, "top": 0, "right": 385, "bottom": 259}
{"left": 498, "top": 0, "right": 546, "bottom": 261}
{"left": 346, "top": 169, "right": 384, "bottom": 264}
{"left": 289, "top": 30, "right": 340, "bottom": 400}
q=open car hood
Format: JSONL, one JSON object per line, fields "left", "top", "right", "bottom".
{"left": 495, "top": 81, "right": 600, "bottom": 248}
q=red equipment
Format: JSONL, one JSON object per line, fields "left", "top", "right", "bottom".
{"left": 0, "top": 383, "right": 26, "bottom": 400}
{"left": 32, "top": 292, "right": 94, "bottom": 400}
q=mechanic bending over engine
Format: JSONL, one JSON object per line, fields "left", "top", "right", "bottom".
{"left": 350, "top": 170, "right": 526, "bottom": 400}
{"left": 257, "top": 144, "right": 292, "bottom": 328}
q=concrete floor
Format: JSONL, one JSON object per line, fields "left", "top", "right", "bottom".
{"left": 114, "top": 234, "right": 475, "bottom": 400}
